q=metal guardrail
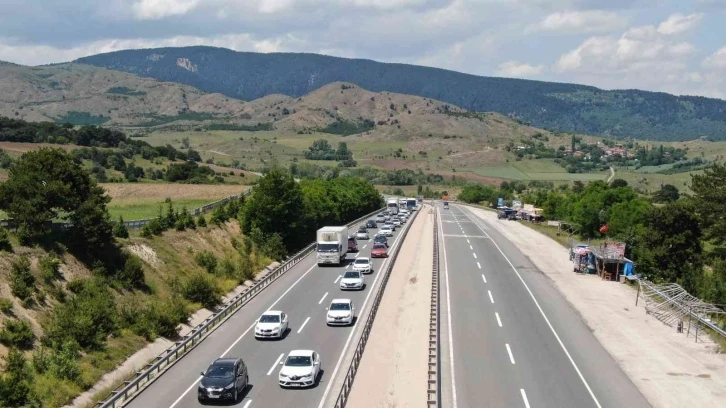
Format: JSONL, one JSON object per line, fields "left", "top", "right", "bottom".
{"left": 428, "top": 208, "right": 441, "bottom": 407}
{"left": 332, "top": 204, "right": 421, "bottom": 408}
{"left": 97, "top": 206, "right": 384, "bottom": 408}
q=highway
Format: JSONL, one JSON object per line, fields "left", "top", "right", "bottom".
{"left": 437, "top": 203, "right": 651, "bottom": 408}
{"left": 126, "top": 215, "right": 413, "bottom": 408}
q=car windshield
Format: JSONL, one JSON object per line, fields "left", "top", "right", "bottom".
{"left": 358, "top": 227, "right": 366, "bottom": 232}
{"left": 355, "top": 259, "right": 369, "bottom": 264}
{"left": 205, "top": 364, "right": 235, "bottom": 378}
{"left": 373, "top": 244, "right": 386, "bottom": 250}
{"left": 375, "top": 236, "right": 386, "bottom": 241}
{"left": 317, "top": 243, "right": 338, "bottom": 252}
{"left": 344, "top": 271, "right": 360, "bottom": 278}
{"left": 285, "top": 356, "right": 312, "bottom": 367}
{"left": 330, "top": 303, "right": 351, "bottom": 311}
{"left": 259, "top": 314, "right": 280, "bottom": 323}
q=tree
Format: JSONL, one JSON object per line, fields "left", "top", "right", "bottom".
{"left": 652, "top": 184, "right": 680, "bottom": 203}
{"left": 0, "top": 349, "right": 36, "bottom": 407}
{"left": 114, "top": 215, "right": 129, "bottom": 238}
{"left": 610, "top": 178, "right": 628, "bottom": 188}
{"left": 0, "top": 148, "right": 110, "bottom": 242}
{"left": 690, "top": 163, "right": 726, "bottom": 243}
{"left": 0, "top": 319, "right": 35, "bottom": 349}
{"left": 572, "top": 180, "right": 585, "bottom": 194}
{"left": 633, "top": 202, "right": 703, "bottom": 293}
{"left": 240, "top": 168, "right": 305, "bottom": 252}
{"left": 10, "top": 256, "right": 34, "bottom": 301}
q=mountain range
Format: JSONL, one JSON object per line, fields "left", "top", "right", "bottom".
{"left": 75, "top": 46, "right": 726, "bottom": 141}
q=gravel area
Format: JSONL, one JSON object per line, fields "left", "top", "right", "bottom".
{"left": 346, "top": 204, "right": 434, "bottom": 408}
{"left": 464, "top": 205, "right": 726, "bottom": 408}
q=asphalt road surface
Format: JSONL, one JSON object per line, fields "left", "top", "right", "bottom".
{"left": 438, "top": 203, "right": 651, "bottom": 408}
{"left": 126, "top": 215, "right": 413, "bottom": 408}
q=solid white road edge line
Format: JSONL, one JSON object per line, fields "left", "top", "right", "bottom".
{"left": 334, "top": 275, "right": 341, "bottom": 284}
{"left": 316, "top": 217, "right": 410, "bottom": 408}
{"left": 521, "top": 389, "right": 531, "bottom": 408}
{"left": 242, "top": 400, "right": 252, "bottom": 408}
{"left": 506, "top": 343, "right": 515, "bottom": 365}
{"left": 267, "top": 353, "right": 285, "bottom": 375}
{"left": 496, "top": 312, "right": 502, "bottom": 327}
{"left": 318, "top": 292, "right": 329, "bottom": 304}
{"left": 488, "top": 290, "right": 494, "bottom": 304}
{"left": 458, "top": 205, "right": 603, "bottom": 408}
{"left": 298, "top": 317, "right": 311, "bottom": 334}
{"left": 438, "top": 206, "right": 459, "bottom": 408}
{"left": 169, "top": 259, "right": 322, "bottom": 408}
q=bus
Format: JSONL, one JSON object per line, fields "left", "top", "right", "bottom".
{"left": 386, "top": 198, "right": 399, "bottom": 215}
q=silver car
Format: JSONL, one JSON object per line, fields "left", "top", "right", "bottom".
{"left": 339, "top": 270, "right": 365, "bottom": 290}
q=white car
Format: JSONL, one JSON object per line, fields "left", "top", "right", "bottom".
{"left": 384, "top": 221, "right": 396, "bottom": 231}
{"left": 278, "top": 350, "right": 321, "bottom": 388}
{"left": 356, "top": 230, "right": 369, "bottom": 240}
{"left": 379, "top": 226, "right": 394, "bottom": 237}
{"left": 392, "top": 219, "right": 402, "bottom": 227}
{"left": 255, "top": 311, "right": 289, "bottom": 339}
{"left": 375, "top": 215, "right": 386, "bottom": 223}
{"left": 352, "top": 257, "right": 372, "bottom": 274}
{"left": 340, "top": 270, "right": 365, "bottom": 290}
{"left": 326, "top": 299, "right": 355, "bottom": 326}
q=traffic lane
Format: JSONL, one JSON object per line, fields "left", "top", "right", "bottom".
{"left": 126, "top": 222, "right": 376, "bottom": 408}
{"left": 439, "top": 215, "right": 525, "bottom": 408}
{"left": 456, "top": 204, "right": 650, "bottom": 408}
{"left": 164, "top": 225, "right": 406, "bottom": 408}
{"left": 452, "top": 214, "right": 597, "bottom": 408}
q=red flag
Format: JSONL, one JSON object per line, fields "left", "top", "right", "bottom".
{"left": 599, "top": 224, "right": 609, "bottom": 233}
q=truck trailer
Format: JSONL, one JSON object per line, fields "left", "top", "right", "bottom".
{"left": 316, "top": 226, "right": 348, "bottom": 266}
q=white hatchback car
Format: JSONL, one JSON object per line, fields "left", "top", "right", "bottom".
{"left": 278, "top": 350, "right": 321, "bottom": 388}
{"left": 255, "top": 311, "right": 289, "bottom": 339}
{"left": 339, "top": 270, "right": 365, "bottom": 290}
{"left": 352, "top": 257, "right": 372, "bottom": 274}
{"left": 326, "top": 299, "right": 355, "bottom": 326}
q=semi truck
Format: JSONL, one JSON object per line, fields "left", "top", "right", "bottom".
{"left": 387, "top": 198, "right": 399, "bottom": 215}
{"left": 316, "top": 226, "right": 348, "bottom": 266}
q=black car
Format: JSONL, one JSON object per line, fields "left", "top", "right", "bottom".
{"left": 373, "top": 234, "right": 388, "bottom": 247}
{"left": 358, "top": 225, "right": 367, "bottom": 233}
{"left": 198, "top": 358, "right": 248, "bottom": 402}
{"left": 507, "top": 212, "right": 518, "bottom": 221}
{"left": 366, "top": 219, "right": 377, "bottom": 228}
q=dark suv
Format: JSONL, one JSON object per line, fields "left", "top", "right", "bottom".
{"left": 198, "top": 358, "right": 248, "bottom": 403}
{"left": 373, "top": 234, "right": 388, "bottom": 247}
{"left": 366, "top": 219, "right": 377, "bottom": 228}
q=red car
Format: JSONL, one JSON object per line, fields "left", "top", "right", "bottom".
{"left": 348, "top": 236, "right": 358, "bottom": 252}
{"left": 371, "top": 243, "right": 388, "bottom": 258}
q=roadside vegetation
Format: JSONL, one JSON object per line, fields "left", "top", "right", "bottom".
{"left": 457, "top": 163, "right": 726, "bottom": 312}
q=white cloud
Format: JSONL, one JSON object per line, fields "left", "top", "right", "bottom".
{"left": 497, "top": 61, "right": 545, "bottom": 77}
{"left": 703, "top": 46, "right": 726, "bottom": 70}
{"left": 657, "top": 13, "right": 703, "bottom": 35}
{"left": 132, "top": 0, "right": 201, "bottom": 20}
{"left": 528, "top": 10, "right": 627, "bottom": 34}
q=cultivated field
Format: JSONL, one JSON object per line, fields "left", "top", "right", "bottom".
{"left": 102, "top": 183, "right": 250, "bottom": 220}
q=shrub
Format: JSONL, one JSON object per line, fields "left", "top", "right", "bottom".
{"left": 181, "top": 274, "right": 221, "bottom": 309}
{"left": 0, "top": 298, "right": 13, "bottom": 314}
{"left": 10, "top": 256, "right": 34, "bottom": 301}
{"left": 211, "top": 205, "right": 228, "bottom": 225}
{"left": 131, "top": 296, "right": 188, "bottom": 339}
{"left": 43, "top": 279, "right": 116, "bottom": 350}
{"left": 0, "top": 227, "right": 10, "bottom": 251}
{"left": 216, "top": 257, "right": 236, "bottom": 277}
{"left": 0, "top": 349, "right": 36, "bottom": 407}
{"left": 0, "top": 319, "right": 35, "bottom": 349}
{"left": 32, "top": 341, "right": 80, "bottom": 382}
{"left": 195, "top": 251, "right": 217, "bottom": 274}
{"left": 197, "top": 215, "right": 207, "bottom": 227}
{"left": 39, "top": 255, "right": 61, "bottom": 283}
{"left": 119, "top": 254, "right": 145, "bottom": 287}
{"left": 262, "top": 233, "right": 287, "bottom": 261}
{"left": 114, "top": 216, "right": 129, "bottom": 238}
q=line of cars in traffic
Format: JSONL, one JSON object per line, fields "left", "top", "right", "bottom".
{"left": 198, "top": 206, "right": 415, "bottom": 401}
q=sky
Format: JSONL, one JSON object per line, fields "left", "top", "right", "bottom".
{"left": 1, "top": 0, "right": 725, "bottom": 99}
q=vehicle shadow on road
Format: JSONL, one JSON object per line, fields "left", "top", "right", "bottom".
{"left": 199, "top": 384, "right": 254, "bottom": 406}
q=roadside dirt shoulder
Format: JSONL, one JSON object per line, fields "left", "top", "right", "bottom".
{"left": 466, "top": 206, "right": 726, "bottom": 408}
{"left": 346, "top": 205, "right": 434, "bottom": 408}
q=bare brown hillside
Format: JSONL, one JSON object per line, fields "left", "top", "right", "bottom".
{"left": 0, "top": 63, "right": 246, "bottom": 125}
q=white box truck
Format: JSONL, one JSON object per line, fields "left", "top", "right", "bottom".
{"left": 387, "top": 198, "right": 399, "bottom": 215}
{"left": 316, "top": 226, "right": 348, "bottom": 266}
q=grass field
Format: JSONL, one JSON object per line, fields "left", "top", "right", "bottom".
{"left": 472, "top": 159, "right": 609, "bottom": 181}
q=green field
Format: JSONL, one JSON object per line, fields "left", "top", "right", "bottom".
{"left": 107, "top": 199, "right": 212, "bottom": 220}
{"left": 472, "top": 159, "right": 609, "bottom": 181}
